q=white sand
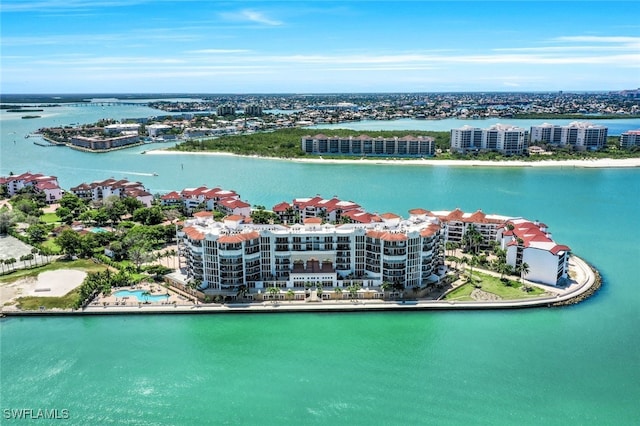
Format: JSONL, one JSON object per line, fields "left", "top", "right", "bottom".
{"left": 0, "top": 269, "right": 87, "bottom": 304}
{"left": 144, "top": 149, "right": 640, "bottom": 169}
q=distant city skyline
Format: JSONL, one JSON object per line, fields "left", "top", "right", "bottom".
{"left": 1, "top": 1, "right": 639, "bottom": 94}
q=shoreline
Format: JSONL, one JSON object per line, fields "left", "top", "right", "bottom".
{"left": 1, "top": 256, "right": 599, "bottom": 317}
{"left": 144, "top": 149, "right": 640, "bottom": 169}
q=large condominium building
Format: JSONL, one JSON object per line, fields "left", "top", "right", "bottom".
{"left": 178, "top": 210, "right": 445, "bottom": 294}
{"left": 0, "top": 172, "right": 63, "bottom": 204}
{"left": 450, "top": 124, "right": 528, "bottom": 155}
{"left": 178, "top": 198, "right": 573, "bottom": 294}
{"left": 620, "top": 129, "right": 640, "bottom": 149}
{"left": 530, "top": 122, "right": 608, "bottom": 150}
{"left": 70, "top": 178, "right": 153, "bottom": 207}
{"left": 301, "top": 134, "right": 436, "bottom": 156}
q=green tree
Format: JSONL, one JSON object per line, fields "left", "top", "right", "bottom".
{"left": 55, "top": 206, "right": 74, "bottom": 225}
{"left": 26, "top": 223, "right": 48, "bottom": 243}
{"left": 59, "top": 192, "right": 86, "bottom": 215}
{"left": 55, "top": 229, "right": 82, "bottom": 258}
{"left": 0, "top": 209, "right": 16, "bottom": 235}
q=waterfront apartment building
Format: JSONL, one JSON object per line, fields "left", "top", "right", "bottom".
{"left": 498, "top": 219, "right": 571, "bottom": 285}
{"left": 161, "top": 186, "right": 244, "bottom": 214}
{"left": 178, "top": 198, "right": 573, "bottom": 293}
{"left": 273, "top": 196, "right": 363, "bottom": 224}
{"left": 530, "top": 122, "right": 608, "bottom": 150}
{"left": 450, "top": 124, "right": 528, "bottom": 155}
{"left": 432, "top": 209, "right": 511, "bottom": 249}
{"left": 301, "top": 134, "right": 436, "bottom": 156}
{"left": 178, "top": 210, "right": 445, "bottom": 294}
{"left": 70, "top": 178, "right": 153, "bottom": 207}
{"left": 620, "top": 129, "right": 640, "bottom": 149}
{"left": 70, "top": 134, "right": 141, "bottom": 151}
{"left": 0, "top": 172, "right": 63, "bottom": 204}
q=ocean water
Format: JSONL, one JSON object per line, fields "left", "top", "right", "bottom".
{"left": 1, "top": 104, "right": 639, "bottom": 425}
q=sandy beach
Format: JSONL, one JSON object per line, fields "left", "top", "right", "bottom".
{"left": 0, "top": 269, "right": 87, "bottom": 305}
{"left": 144, "top": 149, "right": 640, "bottom": 168}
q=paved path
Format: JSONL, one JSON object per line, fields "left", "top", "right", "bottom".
{"left": 1, "top": 255, "right": 598, "bottom": 316}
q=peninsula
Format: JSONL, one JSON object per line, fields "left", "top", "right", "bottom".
{"left": 0, "top": 174, "right": 600, "bottom": 315}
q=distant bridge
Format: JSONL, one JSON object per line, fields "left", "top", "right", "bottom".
{"left": 65, "top": 101, "right": 149, "bottom": 107}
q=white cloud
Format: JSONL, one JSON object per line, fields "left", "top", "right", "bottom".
{"left": 219, "top": 9, "right": 283, "bottom": 26}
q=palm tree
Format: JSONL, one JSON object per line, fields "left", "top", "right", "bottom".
{"left": 286, "top": 289, "right": 294, "bottom": 302}
{"left": 31, "top": 248, "right": 39, "bottom": 266}
{"left": 334, "top": 287, "right": 343, "bottom": 300}
{"left": 467, "top": 255, "right": 480, "bottom": 287}
{"left": 519, "top": 262, "right": 530, "bottom": 286}
{"left": 267, "top": 286, "right": 280, "bottom": 301}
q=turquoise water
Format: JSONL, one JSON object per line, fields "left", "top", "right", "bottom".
{"left": 90, "top": 227, "right": 107, "bottom": 233}
{"left": 1, "top": 104, "right": 639, "bottom": 425}
{"left": 113, "top": 290, "right": 169, "bottom": 303}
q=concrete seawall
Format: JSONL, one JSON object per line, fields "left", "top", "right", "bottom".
{"left": 0, "top": 255, "right": 600, "bottom": 317}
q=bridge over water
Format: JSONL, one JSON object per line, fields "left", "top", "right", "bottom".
{"left": 65, "top": 101, "right": 149, "bottom": 107}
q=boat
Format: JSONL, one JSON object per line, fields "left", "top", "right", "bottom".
{"left": 152, "top": 172, "right": 159, "bottom": 176}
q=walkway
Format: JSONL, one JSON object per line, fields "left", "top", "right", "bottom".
{"left": 1, "top": 255, "right": 598, "bottom": 316}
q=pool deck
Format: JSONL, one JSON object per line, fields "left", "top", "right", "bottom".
{"left": 1, "top": 255, "right": 599, "bottom": 316}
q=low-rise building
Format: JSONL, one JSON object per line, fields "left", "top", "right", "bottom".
{"left": 70, "top": 178, "right": 153, "bottom": 206}
{"left": 0, "top": 172, "right": 63, "bottom": 203}
{"left": 70, "top": 134, "right": 140, "bottom": 151}
{"left": 498, "top": 219, "right": 571, "bottom": 285}
{"left": 301, "top": 134, "right": 435, "bottom": 156}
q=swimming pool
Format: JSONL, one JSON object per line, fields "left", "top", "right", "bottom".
{"left": 113, "top": 290, "right": 169, "bottom": 303}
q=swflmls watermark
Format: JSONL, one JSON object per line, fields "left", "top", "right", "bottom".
{"left": 3, "top": 408, "right": 69, "bottom": 421}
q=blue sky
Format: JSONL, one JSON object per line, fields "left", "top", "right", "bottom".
{"left": 1, "top": 1, "right": 638, "bottom": 93}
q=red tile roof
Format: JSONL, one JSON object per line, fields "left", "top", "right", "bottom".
{"left": 272, "top": 202, "right": 291, "bottom": 212}
{"left": 193, "top": 211, "right": 213, "bottom": 218}
{"left": 161, "top": 191, "right": 181, "bottom": 200}
{"left": 366, "top": 230, "right": 408, "bottom": 242}
{"left": 183, "top": 226, "right": 204, "bottom": 240}
{"left": 218, "top": 231, "right": 260, "bottom": 244}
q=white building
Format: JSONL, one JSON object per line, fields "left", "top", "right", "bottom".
{"left": 104, "top": 123, "right": 141, "bottom": 135}
{"left": 178, "top": 209, "right": 445, "bottom": 295}
{"left": 70, "top": 178, "right": 153, "bottom": 207}
{"left": 620, "top": 129, "right": 640, "bottom": 149}
{"left": 450, "top": 124, "right": 528, "bottom": 155}
{"left": 0, "top": 172, "right": 63, "bottom": 204}
{"left": 301, "top": 134, "right": 436, "bottom": 157}
{"left": 530, "top": 122, "right": 608, "bottom": 150}
{"left": 147, "top": 124, "right": 173, "bottom": 138}
{"left": 165, "top": 186, "right": 241, "bottom": 214}
{"left": 498, "top": 219, "right": 571, "bottom": 286}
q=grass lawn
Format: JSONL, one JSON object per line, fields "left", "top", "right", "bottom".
{"left": 444, "top": 283, "right": 474, "bottom": 301}
{"left": 444, "top": 271, "right": 547, "bottom": 301}
{"left": 0, "top": 258, "right": 106, "bottom": 284}
{"left": 15, "top": 288, "right": 80, "bottom": 310}
{"left": 41, "top": 238, "right": 62, "bottom": 254}
{"left": 473, "top": 271, "right": 546, "bottom": 298}
{"left": 40, "top": 212, "right": 61, "bottom": 224}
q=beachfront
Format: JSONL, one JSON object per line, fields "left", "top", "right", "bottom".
{"left": 145, "top": 149, "right": 640, "bottom": 168}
